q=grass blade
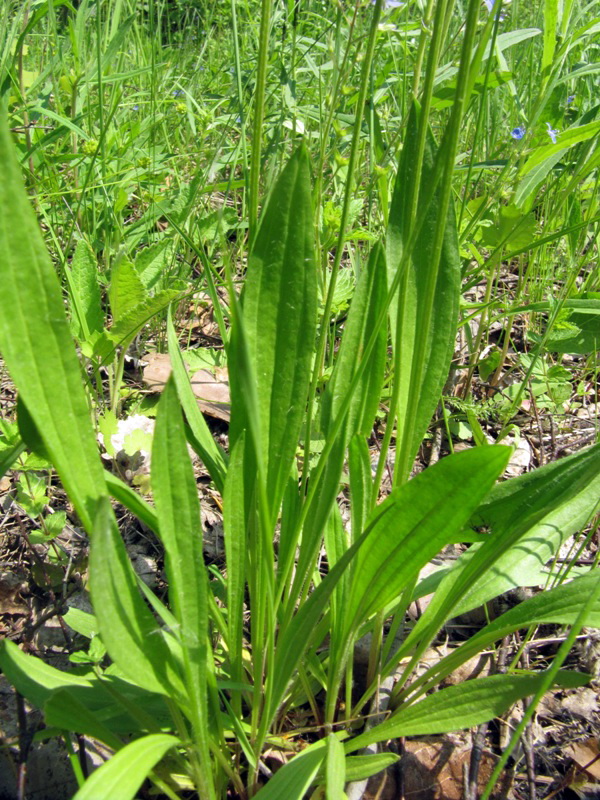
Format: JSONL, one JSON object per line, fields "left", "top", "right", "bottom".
{"left": 0, "top": 113, "right": 106, "bottom": 531}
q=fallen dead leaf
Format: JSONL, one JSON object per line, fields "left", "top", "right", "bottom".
{"left": 400, "top": 735, "right": 513, "bottom": 800}
{"left": 142, "top": 352, "right": 230, "bottom": 422}
{"left": 0, "top": 572, "right": 28, "bottom": 615}
{"left": 566, "top": 739, "right": 600, "bottom": 781}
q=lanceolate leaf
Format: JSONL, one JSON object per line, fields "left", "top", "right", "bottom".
{"left": 167, "top": 313, "right": 227, "bottom": 492}
{"left": 239, "top": 144, "right": 317, "bottom": 519}
{"left": 252, "top": 737, "right": 328, "bottom": 800}
{"left": 89, "top": 497, "right": 185, "bottom": 698}
{"left": 152, "top": 378, "right": 211, "bottom": 738}
{"left": 346, "top": 446, "right": 511, "bottom": 634}
{"left": 72, "top": 734, "right": 180, "bottom": 800}
{"left": 416, "top": 571, "right": 600, "bottom": 694}
{"left": 0, "top": 115, "right": 106, "bottom": 531}
{"left": 402, "top": 443, "right": 600, "bottom": 655}
{"left": 386, "top": 103, "right": 461, "bottom": 482}
{"left": 345, "top": 671, "right": 588, "bottom": 751}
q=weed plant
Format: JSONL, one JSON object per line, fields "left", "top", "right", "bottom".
{"left": 0, "top": 0, "right": 600, "bottom": 798}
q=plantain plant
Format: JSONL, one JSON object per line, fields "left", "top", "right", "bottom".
{"left": 1, "top": 1, "right": 600, "bottom": 799}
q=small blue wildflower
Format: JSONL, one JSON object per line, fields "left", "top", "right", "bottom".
{"left": 510, "top": 126, "right": 526, "bottom": 140}
{"left": 483, "top": 0, "right": 495, "bottom": 9}
{"left": 132, "top": 104, "right": 139, "bottom": 112}
{"left": 172, "top": 89, "right": 184, "bottom": 97}
{"left": 546, "top": 122, "right": 559, "bottom": 143}
{"left": 372, "top": 0, "right": 404, "bottom": 7}
{"left": 567, "top": 95, "right": 575, "bottom": 104}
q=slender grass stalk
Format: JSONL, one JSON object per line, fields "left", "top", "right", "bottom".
{"left": 249, "top": 0, "right": 273, "bottom": 244}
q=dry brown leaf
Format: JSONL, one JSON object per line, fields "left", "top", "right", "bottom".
{"left": 142, "top": 352, "right": 230, "bottom": 422}
{"left": 566, "top": 739, "right": 600, "bottom": 781}
{"left": 0, "top": 572, "right": 28, "bottom": 615}
{"left": 400, "top": 735, "right": 512, "bottom": 800}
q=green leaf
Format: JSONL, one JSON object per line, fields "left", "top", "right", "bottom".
{"left": 223, "top": 434, "right": 249, "bottom": 709}
{"left": 72, "top": 734, "right": 180, "bottom": 800}
{"left": 0, "top": 437, "right": 26, "bottom": 479}
{"left": 69, "top": 239, "right": 103, "bottom": 341}
{"left": 346, "top": 672, "right": 588, "bottom": 750}
{"left": 541, "top": 0, "right": 558, "bottom": 84}
{"left": 45, "top": 689, "right": 123, "bottom": 751}
{"left": 481, "top": 205, "right": 537, "bottom": 252}
{"left": 167, "top": 313, "right": 227, "bottom": 493}
{"left": 0, "top": 114, "right": 106, "bottom": 531}
{"left": 405, "top": 443, "right": 600, "bottom": 651}
{"left": 134, "top": 240, "right": 172, "bottom": 291}
{"left": 102, "top": 289, "right": 181, "bottom": 360}
{"left": 545, "top": 293, "right": 600, "bottom": 354}
{"left": 346, "top": 446, "right": 511, "bottom": 634}
{"left": 152, "top": 377, "right": 212, "bottom": 769}
{"left": 325, "top": 733, "right": 346, "bottom": 800}
{"left": 322, "top": 753, "right": 399, "bottom": 784}
{"left": 419, "top": 571, "right": 600, "bottom": 693}
{"left": 252, "top": 737, "right": 328, "bottom": 800}
{"left": 108, "top": 258, "right": 146, "bottom": 324}
{"left": 322, "top": 243, "right": 387, "bottom": 440}
{"left": 238, "top": 143, "right": 317, "bottom": 518}
{"left": 89, "top": 497, "right": 185, "bottom": 698}
{"left": 104, "top": 470, "right": 160, "bottom": 533}
{"left": 518, "top": 120, "right": 600, "bottom": 176}
{"left": 386, "top": 103, "right": 461, "bottom": 481}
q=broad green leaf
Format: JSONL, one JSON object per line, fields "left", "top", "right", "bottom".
{"left": 322, "top": 243, "right": 388, "bottom": 440}
{"left": 0, "top": 639, "right": 94, "bottom": 708}
{"left": 289, "top": 244, "right": 387, "bottom": 602}
{"left": 152, "top": 378, "right": 211, "bottom": 759}
{"left": 346, "top": 671, "right": 588, "bottom": 750}
{"left": 167, "top": 313, "right": 227, "bottom": 493}
{"left": 348, "top": 435, "right": 372, "bottom": 544}
{"left": 89, "top": 497, "right": 185, "bottom": 698}
{"left": 325, "top": 733, "right": 346, "bottom": 800}
{"left": 0, "top": 640, "right": 167, "bottom": 736}
{"left": 418, "top": 571, "right": 600, "bottom": 693}
{"left": 481, "top": 205, "right": 537, "bottom": 251}
{"left": 404, "top": 443, "right": 600, "bottom": 652}
{"left": 72, "top": 734, "right": 180, "bottom": 800}
{"left": 108, "top": 289, "right": 181, "bottom": 347}
{"left": 252, "top": 737, "right": 328, "bottom": 800}
{"left": 518, "top": 120, "right": 600, "bottom": 176}
{"left": 318, "top": 753, "right": 399, "bottom": 784}
{"left": 346, "top": 446, "right": 511, "bottom": 634}
{"left": 134, "top": 240, "right": 172, "bottom": 291}
{"left": 239, "top": 144, "right": 317, "bottom": 518}
{"left": 45, "top": 689, "right": 123, "bottom": 751}
{"left": 0, "top": 114, "right": 106, "bottom": 531}
{"left": 63, "top": 608, "right": 99, "bottom": 639}
{"left": 386, "top": 103, "right": 461, "bottom": 482}
{"left": 0, "top": 438, "right": 26, "bottom": 479}
{"left": 69, "top": 238, "right": 103, "bottom": 341}
{"left": 108, "top": 258, "right": 146, "bottom": 324}
{"left": 514, "top": 149, "right": 565, "bottom": 209}
{"left": 223, "top": 434, "right": 249, "bottom": 709}
{"left": 545, "top": 293, "right": 600, "bottom": 354}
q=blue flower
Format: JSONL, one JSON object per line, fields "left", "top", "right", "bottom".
{"left": 172, "top": 89, "right": 184, "bottom": 97}
{"left": 546, "top": 122, "right": 559, "bottom": 143}
{"left": 483, "top": 0, "right": 495, "bottom": 9}
{"left": 567, "top": 95, "right": 575, "bottom": 104}
{"left": 510, "top": 126, "right": 526, "bottom": 140}
{"left": 373, "top": 0, "right": 404, "bottom": 7}
{"left": 132, "top": 104, "right": 139, "bottom": 112}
